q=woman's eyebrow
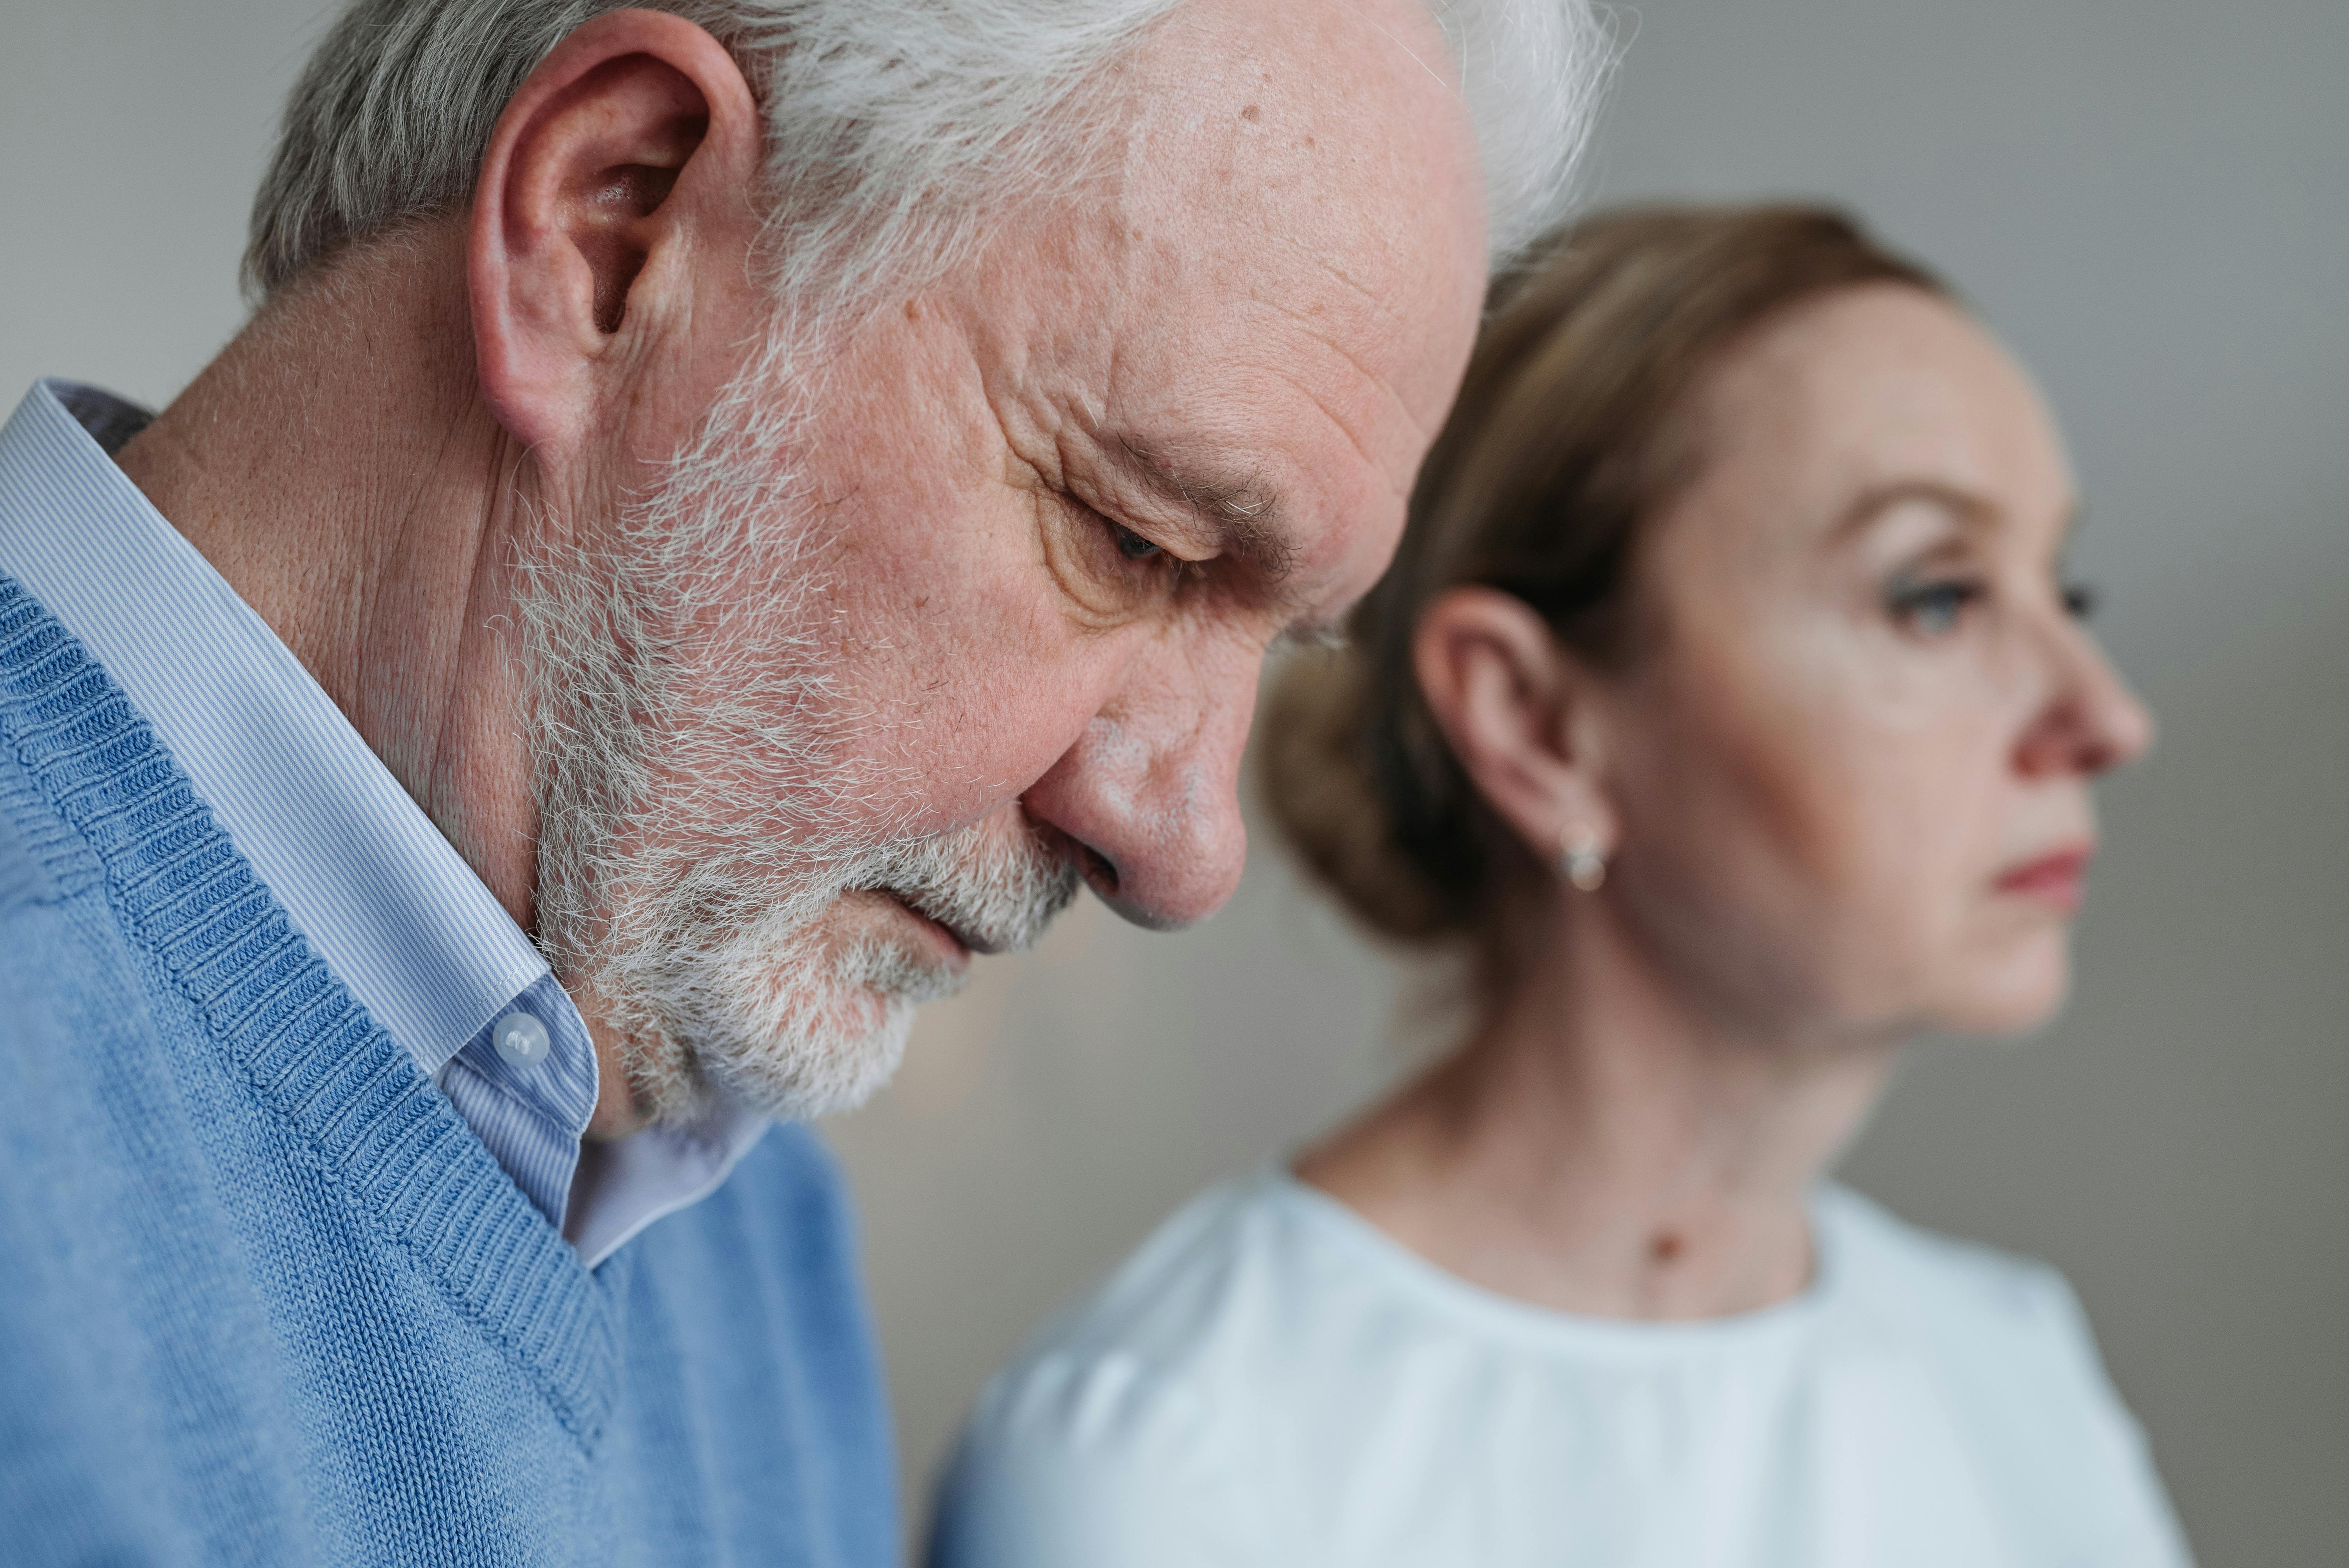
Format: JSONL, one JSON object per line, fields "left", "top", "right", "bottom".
{"left": 1830, "top": 478, "right": 1998, "bottom": 542}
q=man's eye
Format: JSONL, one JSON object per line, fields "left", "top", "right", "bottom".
{"left": 1110, "top": 521, "right": 1165, "bottom": 563}
{"left": 1037, "top": 489, "right": 1185, "bottom": 624}
{"left": 1886, "top": 577, "right": 1985, "bottom": 636}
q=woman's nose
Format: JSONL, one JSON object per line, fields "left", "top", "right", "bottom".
{"left": 2019, "top": 618, "right": 2157, "bottom": 779}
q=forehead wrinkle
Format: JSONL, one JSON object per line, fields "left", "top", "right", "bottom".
{"left": 1244, "top": 238, "right": 1429, "bottom": 381}
{"left": 1268, "top": 235, "right": 1407, "bottom": 322}
{"left": 1246, "top": 294, "right": 1424, "bottom": 435}
{"left": 1255, "top": 358, "right": 1396, "bottom": 503}
{"left": 1236, "top": 273, "right": 1445, "bottom": 472}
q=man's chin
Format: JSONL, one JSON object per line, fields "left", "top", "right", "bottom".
{"left": 697, "top": 994, "right": 920, "bottom": 1123}
{"left": 600, "top": 826, "right": 1067, "bottom": 1126}
{"left": 656, "top": 931, "right": 969, "bottom": 1126}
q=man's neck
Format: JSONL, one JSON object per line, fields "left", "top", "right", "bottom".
{"left": 111, "top": 232, "right": 545, "bottom": 930}
{"left": 1300, "top": 902, "right": 1897, "bottom": 1321}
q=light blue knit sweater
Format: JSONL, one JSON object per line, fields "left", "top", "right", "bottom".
{"left": 0, "top": 574, "right": 898, "bottom": 1565}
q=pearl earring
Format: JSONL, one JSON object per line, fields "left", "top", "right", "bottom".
{"left": 1560, "top": 828, "right": 1608, "bottom": 893}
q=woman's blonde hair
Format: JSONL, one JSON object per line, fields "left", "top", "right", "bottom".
{"left": 1261, "top": 204, "right": 1944, "bottom": 951}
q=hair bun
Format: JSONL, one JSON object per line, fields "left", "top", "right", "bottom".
{"left": 1260, "top": 644, "right": 1469, "bottom": 945}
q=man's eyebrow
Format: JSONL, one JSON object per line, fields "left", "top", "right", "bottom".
{"left": 1110, "top": 435, "right": 1301, "bottom": 589}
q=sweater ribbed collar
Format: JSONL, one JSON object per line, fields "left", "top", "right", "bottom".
{"left": 0, "top": 574, "right": 622, "bottom": 1447}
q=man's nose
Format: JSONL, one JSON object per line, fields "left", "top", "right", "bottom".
{"left": 1019, "top": 658, "right": 1259, "bottom": 931}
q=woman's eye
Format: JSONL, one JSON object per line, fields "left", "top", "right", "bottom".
{"left": 2061, "top": 581, "right": 2099, "bottom": 620}
{"left": 1887, "top": 577, "right": 1984, "bottom": 636}
{"left": 1110, "top": 521, "right": 1166, "bottom": 563}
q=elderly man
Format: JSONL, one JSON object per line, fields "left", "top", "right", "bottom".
{"left": 0, "top": 0, "right": 1597, "bottom": 1560}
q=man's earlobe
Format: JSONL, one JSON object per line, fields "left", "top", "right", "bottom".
{"left": 467, "top": 11, "right": 761, "bottom": 449}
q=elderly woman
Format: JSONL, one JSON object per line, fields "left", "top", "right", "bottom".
{"left": 927, "top": 206, "right": 2194, "bottom": 1567}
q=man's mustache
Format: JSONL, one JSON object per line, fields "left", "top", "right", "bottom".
{"left": 873, "top": 820, "right": 1084, "bottom": 957}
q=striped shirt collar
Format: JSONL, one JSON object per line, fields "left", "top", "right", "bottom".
{"left": 0, "top": 379, "right": 765, "bottom": 1266}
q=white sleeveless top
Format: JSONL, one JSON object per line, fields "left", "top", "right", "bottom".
{"left": 929, "top": 1172, "right": 2192, "bottom": 1568}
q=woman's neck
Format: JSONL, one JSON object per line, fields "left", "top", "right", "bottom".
{"left": 1297, "top": 903, "right": 1898, "bottom": 1320}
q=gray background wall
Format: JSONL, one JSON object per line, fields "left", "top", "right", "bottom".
{"left": 4, "top": 1, "right": 2341, "bottom": 1561}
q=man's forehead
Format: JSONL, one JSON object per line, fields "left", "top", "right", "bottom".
{"left": 1106, "top": 0, "right": 1483, "bottom": 324}
{"left": 1068, "top": 208, "right": 1464, "bottom": 561}
{"left": 934, "top": 0, "right": 1482, "bottom": 633}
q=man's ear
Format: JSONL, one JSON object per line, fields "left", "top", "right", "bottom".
{"left": 1412, "top": 585, "right": 1620, "bottom": 862}
{"left": 469, "top": 9, "right": 763, "bottom": 450}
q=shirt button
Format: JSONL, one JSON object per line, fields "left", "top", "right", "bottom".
{"left": 493, "top": 1010, "right": 551, "bottom": 1069}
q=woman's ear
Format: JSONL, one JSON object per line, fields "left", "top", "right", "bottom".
{"left": 468, "top": 9, "right": 765, "bottom": 451}
{"left": 1412, "top": 586, "right": 1620, "bottom": 866}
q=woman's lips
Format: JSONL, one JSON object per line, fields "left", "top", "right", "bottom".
{"left": 1994, "top": 846, "right": 2093, "bottom": 909}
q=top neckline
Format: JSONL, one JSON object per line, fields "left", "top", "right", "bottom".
{"left": 1263, "top": 1166, "right": 1845, "bottom": 1358}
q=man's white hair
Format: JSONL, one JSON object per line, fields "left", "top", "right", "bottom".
{"left": 246, "top": 0, "right": 1611, "bottom": 309}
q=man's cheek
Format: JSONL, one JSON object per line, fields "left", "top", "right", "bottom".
{"left": 914, "top": 663, "right": 1117, "bottom": 828}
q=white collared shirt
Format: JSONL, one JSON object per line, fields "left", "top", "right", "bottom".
{"left": 0, "top": 379, "right": 766, "bottom": 1267}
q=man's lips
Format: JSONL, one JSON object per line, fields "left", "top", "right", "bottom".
{"left": 879, "top": 891, "right": 977, "bottom": 969}
{"left": 1993, "top": 845, "right": 2094, "bottom": 907}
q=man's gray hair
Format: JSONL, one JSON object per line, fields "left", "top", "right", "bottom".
{"left": 246, "top": 0, "right": 1610, "bottom": 310}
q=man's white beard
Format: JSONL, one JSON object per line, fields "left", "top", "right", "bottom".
{"left": 592, "top": 811, "right": 1078, "bottom": 1126}
{"left": 515, "top": 355, "right": 1078, "bottom": 1127}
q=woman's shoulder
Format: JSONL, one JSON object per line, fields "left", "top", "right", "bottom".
{"left": 928, "top": 1169, "right": 1342, "bottom": 1566}
{"left": 1816, "top": 1182, "right": 2086, "bottom": 1340}
{"left": 989, "top": 1167, "right": 1352, "bottom": 1397}
{"left": 1814, "top": 1184, "right": 2189, "bottom": 1554}
{"left": 1814, "top": 1184, "right": 2155, "bottom": 1449}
